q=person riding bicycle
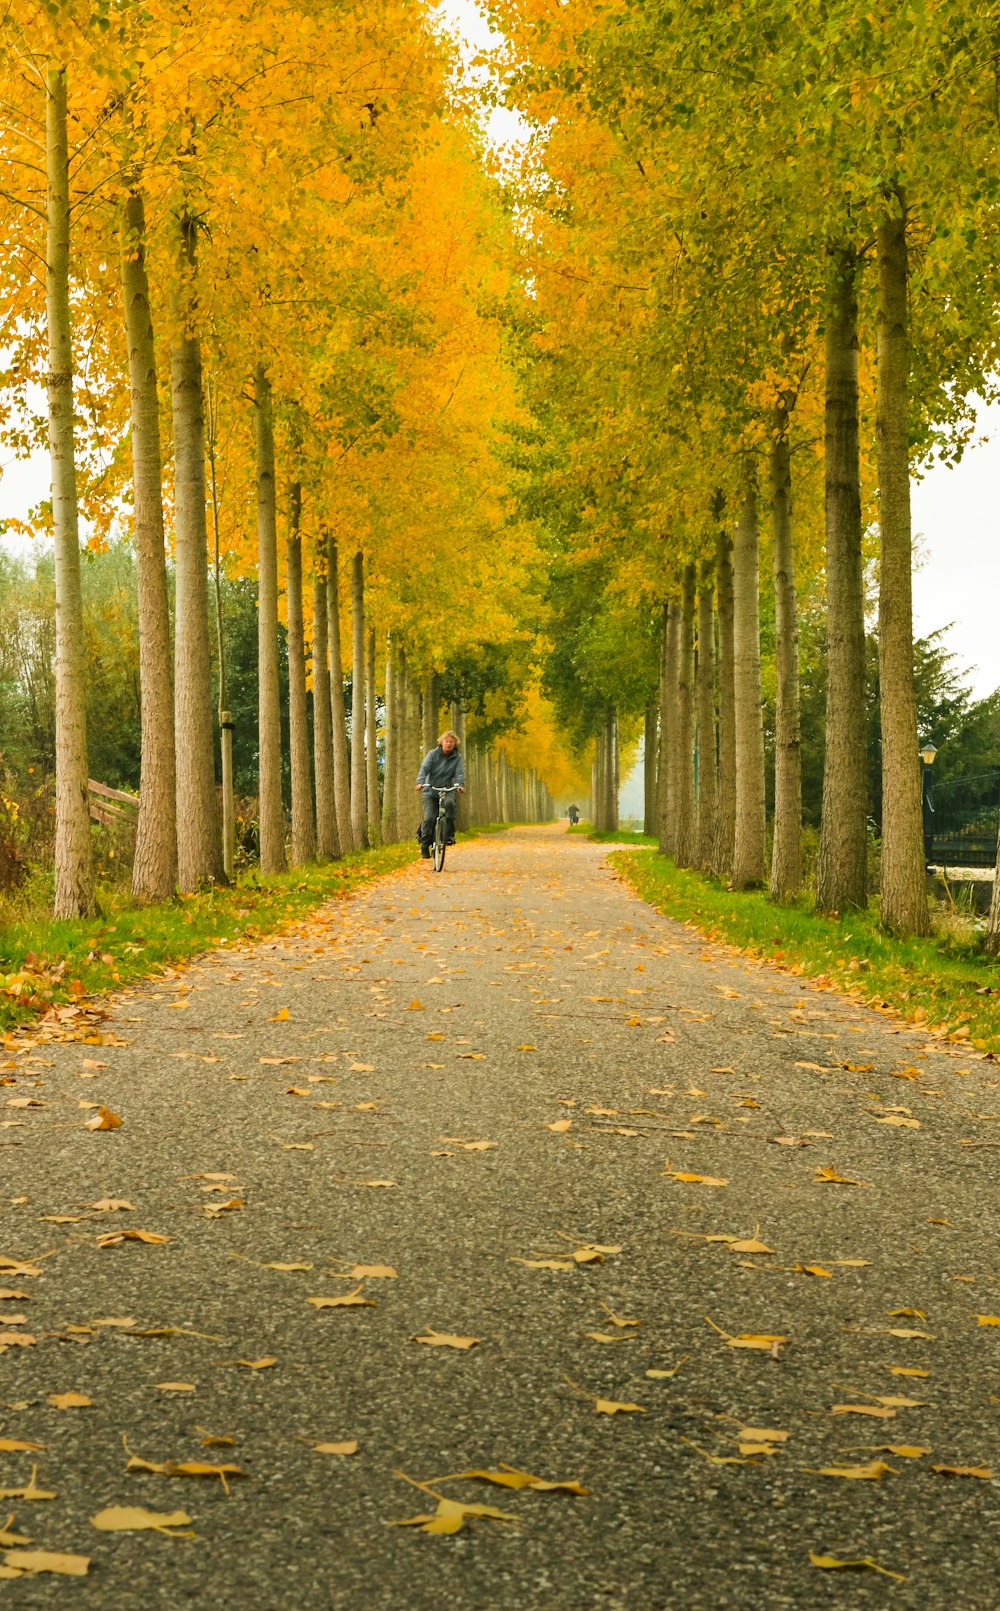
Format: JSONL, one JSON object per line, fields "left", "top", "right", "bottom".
{"left": 416, "top": 730, "right": 465, "bottom": 859}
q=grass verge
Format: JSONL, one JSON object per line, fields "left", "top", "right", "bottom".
{"left": 568, "top": 822, "right": 657, "bottom": 846}
{"left": 614, "top": 849, "right": 1000, "bottom": 1054}
{"left": 0, "top": 842, "right": 417, "bottom": 1037}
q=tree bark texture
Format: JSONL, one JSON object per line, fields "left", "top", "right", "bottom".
{"left": 171, "top": 213, "right": 222, "bottom": 890}
{"left": 46, "top": 69, "right": 95, "bottom": 919}
{"left": 656, "top": 604, "right": 670, "bottom": 852}
{"left": 254, "top": 365, "right": 285, "bottom": 874}
{"left": 816, "top": 247, "right": 869, "bottom": 913}
{"left": 673, "top": 565, "right": 696, "bottom": 868}
{"left": 732, "top": 462, "right": 767, "bottom": 887}
{"left": 311, "top": 568, "right": 338, "bottom": 860}
{"left": 877, "top": 192, "right": 929, "bottom": 936}
{"left": 661, "top": 603, "right": 680, "bottom": 856}
{"left": 696, "top": 565, "right": 717, "bottom": 870}
{"left": 326, "top": 536, "right": 353, "bottom": 852}
{"left": 643, "top": 702, "right": 658, "bottom": 836}
{"left": 454, "top": 701, "right": 469, "bottom": 832}
{"left": 285, "top": 482, "right": 314, "bottom": 866}
{"left": 714, "top": 526, "right": 736, "bottom": 877}
{"left": 381, "top": 638, "right": 398, "bottom": 844}
{"left": 365, "top": 627, "right": 380, "bottom": 847}
{"left": 769, "top": 408, "right": 803, "bottom": 899}
{"left": 422, "top": 675, "right": 439, "bottom": 752}
{"left": 394, "top": 648, "right": 412, "bottom": 842}
{"left": 350, "top": 550, "right": 367, "bottom": 848}
{"left": 120, "top": 187, "right": 176, "bottom": 902}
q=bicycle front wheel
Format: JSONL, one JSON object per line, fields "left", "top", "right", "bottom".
{"left": 432, "top": 830, "right": 446, "bottom": 872}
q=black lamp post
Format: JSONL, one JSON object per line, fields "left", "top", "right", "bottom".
{"left": 920, "top": 741, "right": 937, "bottom": 866}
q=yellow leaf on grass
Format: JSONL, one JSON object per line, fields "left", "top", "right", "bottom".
{"left": 458, "top": 1467, "right": 588, "bottom": 1494}
{"left": 932, "top": 1464, "right": 993, "bottom": 1479}
{"left": 809, "top": 1552, "right": 905, "bottom": 1582}
{"left": 48, "top": 1392, "right": 92, "bottom": 1410}
{"left": 1, "top": 1549, "right": 90, "bottom": 1577}
{"left": 91, "top": 1505, "right": 193, "bottom": 1535}
{"left": 411, "top": 1330, "right": 480, "bottom": 1350}
{"left": 313, "top": 1441, "right": 358, "bottom": 1456}
{"left": 84, "top": 1106, "right": 122, "bottom": 1132}
{"left": 812, "top": 1460, "right": 895, "bottom": 1480}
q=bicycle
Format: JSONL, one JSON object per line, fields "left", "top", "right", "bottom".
{"left": 423, "top": 784, "right": 461, "bottom": 872}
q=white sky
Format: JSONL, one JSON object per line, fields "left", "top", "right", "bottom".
{"left": 3, "top": 0, "right": 997, "bottom": 735}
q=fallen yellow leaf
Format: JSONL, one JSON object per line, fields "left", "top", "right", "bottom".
{"left": 84, "top": 1106, "right": 122, "bottom": 1132}
{"left": 313, "top": 1441, "right": 358, "bottom": 1456}
{"left": 811, "top": 1460, "right": 895, "bottom": 1480}
{"left": 269, "top": 1007, "right": 290, "bottom": 1021}
{"left": 932, "top": 1463, "right": 992, "bottom": 1479}
{"left": 48, "top": 1392, "right": 92, "bottom": 1410}
{"left": 411, "top": 1330, "right": 480, "bottom": 1350}
{"left": 1, "top": 1549, "right": 90, "bottom": 1577}
{"left": 91, "top": 1505, "right": 193, "bottom": 1535}
{"left": 809, "top": 1552, "right": 904, "bottom": 1582}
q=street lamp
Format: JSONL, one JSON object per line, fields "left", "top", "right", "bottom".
{"left": 920, "top": 742, "right": 937, "bottom": 866}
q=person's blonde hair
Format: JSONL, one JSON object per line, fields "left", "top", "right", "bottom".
{"left": 438, "top": 730, "right": 459, "bottom": 746}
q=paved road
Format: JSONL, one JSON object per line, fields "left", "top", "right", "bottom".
{"left": 1, "top": 826, "right": 998, "bottom": 1608}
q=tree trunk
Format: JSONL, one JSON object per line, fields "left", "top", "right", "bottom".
{"left": 120, "top": 186, "right": 176, "bottom": 902}
{"left": 286, "top": 481, "right": 314, "bottom": 866}
{"left": 365, "top": 627, "right": 380, "bottom": 847}
{"left": 732, "top": 460, "right": 767, "bottom": 887}
{"left": 311, "top": 566, "right": 338, "bottom": 859}
{"left": 696, "top": 563, "right": 717, "bottom": 869}
{"left": 350, "top": 550, "right": 367, "bottom": 848}
{"left": 171, "top": 212, "right": 222, "bottom": 891}
{"left": 46, "top": 69, "right": 95, "bottom": 919}
{"left": 394, "top": 647, "right": 412, "bottom": 842}
{"left": 326, "top": 536, "right": 353, "bottom": 852}
{"left": 254, "top": 364, "right": 285, "bottom": 874}
{"left": 381, "top": 637, "right": 398, "bottom": 844}
{"left": 714, "top": 524, "right": 736, "bottom": 876}
{"left": 643, "top": 701, "right": 658, "bottom": 836}
{"left": 816, "top": 247, "right": 868, "bottom": 913}
{"left": 769, "top": 406, "right": 803, "bottom": 899}
{"left": 422, "top": 675, "right": 438, "bottom": 752}
{"left": 877, "top": 191, "right": 929, "bottom": 936}
{"left": 673, "top": 564, "right": 696, "bottom": 868}
{"left": 661, "top": 603, "right": 680, "bottom": 856}
{"left": 454, "top": 701, "right": 469, "bottom": 831}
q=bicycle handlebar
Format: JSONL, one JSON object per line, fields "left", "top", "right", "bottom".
{"left": 421, "top": 783, "right": 461, "bottom": 792}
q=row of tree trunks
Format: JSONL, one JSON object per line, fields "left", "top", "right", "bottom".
{"left": 591, "top": 707, "right": 618, "bottom": 832}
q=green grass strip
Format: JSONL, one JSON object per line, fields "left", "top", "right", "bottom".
{"left": 568, "top": 823, "right": 657, "bottom": 845}
{"left": 613, "top": 849, "right": 1000, "bottom": 1054}
{"left": 0, "top": 842, "right": 418, "bottom": 1036}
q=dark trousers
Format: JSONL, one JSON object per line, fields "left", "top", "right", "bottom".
{"left": 420, "top": 789, "right": 455, "bottom": 847}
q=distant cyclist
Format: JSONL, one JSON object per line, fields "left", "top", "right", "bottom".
{"left": 567, "top": 804, "right": 580, "bottom": 825}
{"left": 416, "top": 729, "right": 465, "bottom": 859}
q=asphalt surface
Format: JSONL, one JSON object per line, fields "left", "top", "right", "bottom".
{"left": 1, "top": 825, "right": 998, "bottom": 1609}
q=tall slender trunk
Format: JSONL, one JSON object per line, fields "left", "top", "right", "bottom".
{"left": 171, "top": 212, "right": 222, "bottom": 890}
{"left": 877, "top": 191, "right": 928, "bottom": 936}
{"left": 286, "top": 481, "right": 314, "bottom": 865}
{"left": 714, "top": 524, "right": 736, "bottom": 876}
{"left": 422, "top": 675, "right": 438, "bottom": 752}
{"left": 769, "top": 405, "right": 803, "bottom": 899}
{"left": 732, "top": 460, "right": 766, "bottom": 886}
{"left": 312, "top": 566, "right": 338, "bottom": 859}
{"left": 643, "top": 701, "right": 658, "bottom": 836}
{"left": 454, "top": 701, "right": 469, "bottom": 832}
{"left": 673, "top": 564, "right": 696, "bottom": 868}
{"left": 661, "top": 603, "right": 680, "bottom": 856}
{"left": 382, "top": 637, "right": 398, "bottom": 844}
{"left": 350, "top": 551, "right": 367, "bottom": 847}
{"left": 206, "top": 377, "right": 233, "bottom": 882}
{"left": 120, "top": 187, "right": 176, "bottom": 901}
{"left": 656, "top": 604, "right": 670, "bottom": 851}
{"left": 46, "top": 69, "right": 94, "bottom": 918}
{"left": 816, "top": 247, "right": 868, "bottom": 913}
{"left": 326, "top": 535, "right": 353, "bottom": 851}
{"left": 365, "top": 627, "right": 380, "bottom": 846}
{"left": 696, "top": 563, "right": 717, "bottom": 869}
{"left": 254, "top": 364, "right": 285, "bottom": 873}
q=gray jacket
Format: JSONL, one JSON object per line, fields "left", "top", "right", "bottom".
{"left": 417, "top": 745, "right": 465, "bottom": 790}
